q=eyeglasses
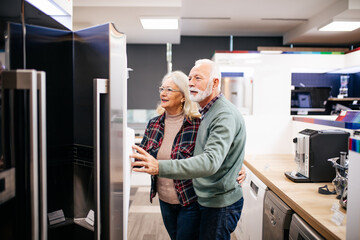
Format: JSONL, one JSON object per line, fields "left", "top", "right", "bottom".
{"left": 158, "top": 87, "right": 181, "bottom": 94}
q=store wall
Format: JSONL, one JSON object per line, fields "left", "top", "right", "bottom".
{"left": 127, "top": 39, "right": 359, "bottom": 155}
{"left": 214, "top": 52, "right": 347, "bottom": 154}
{"left": 252, "top": 54, "right": 345, "bottom": 154}
{"left": 127, "top": 36, "right": 284, "bottom": 109}
{"left": 127, "top": 44, "right": 167, "bottom": 109}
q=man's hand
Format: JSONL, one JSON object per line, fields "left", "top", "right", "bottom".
{"left": 237, "top": 165, "right": 246, "bottom": 185}
{"left": 130, "top": 145, "right": 159, "bottom": 175}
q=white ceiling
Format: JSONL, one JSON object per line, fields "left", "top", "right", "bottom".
{"left": 73, "top": 0, "right": 360, "bottom": 45}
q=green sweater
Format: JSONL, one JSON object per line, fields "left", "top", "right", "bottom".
{"left": 158, "top": 95, "right": 246, "bottom": 207}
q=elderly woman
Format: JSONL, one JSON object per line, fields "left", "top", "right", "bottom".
{"left": 139, "top": 71, "right": 201, "bottom": 240}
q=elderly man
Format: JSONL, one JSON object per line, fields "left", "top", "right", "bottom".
{"left": 131, "top": 59, "right": 246, "bottom": 240}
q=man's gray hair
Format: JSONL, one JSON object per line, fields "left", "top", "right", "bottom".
{"left": 194, "top": 59, "right": 222, "bottom": 91}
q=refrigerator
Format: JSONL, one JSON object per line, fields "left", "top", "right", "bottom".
{"left": 0, "top": 22, "right": 130, "bottom": 240}
{"left": 221, "top": 74, "right": 253, "bottom": 115}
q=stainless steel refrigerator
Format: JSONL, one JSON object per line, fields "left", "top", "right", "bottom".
{"left": 1, "top": 22, "right": 129, "bottom": 240}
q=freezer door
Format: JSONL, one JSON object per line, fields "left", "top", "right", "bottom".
{"left": 90, "top": 23, "right": 128, "bottom": 240}
{"left": 108, "top": 23, "right": 128, "bottom": 240}
{"left": 1, "top": 69, "right": 47, "bottom": 240}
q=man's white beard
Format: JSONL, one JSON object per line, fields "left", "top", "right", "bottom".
{"left": 189, "top": 80, "right": 214, "bottom": 103}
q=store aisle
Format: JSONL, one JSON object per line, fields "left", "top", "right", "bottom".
{"left": 128, "top": 186, "right": 240, "bottom": 240}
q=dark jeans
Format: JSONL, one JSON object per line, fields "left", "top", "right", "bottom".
{"left": 159, "top": 199, "right": 200, "bottom": 240}
{"left": 199, "top": 197, "right": 244, "bottom": 240}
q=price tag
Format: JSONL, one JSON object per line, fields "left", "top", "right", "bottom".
{"left": 297, "top": 110, "right": 308, "bottom": 115}
{"left": 331, "top": 209, "right": 345, "bottom": 226}
{"left": 331, "top": 201, "right": 339, "bottom": 212}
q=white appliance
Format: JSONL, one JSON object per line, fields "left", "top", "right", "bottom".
{"left": 235, "top": 165, "right": 268, "bottom": 240}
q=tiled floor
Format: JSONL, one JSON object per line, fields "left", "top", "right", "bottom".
{"left": 128, "top": 186, "right": 241, "bottom": 240}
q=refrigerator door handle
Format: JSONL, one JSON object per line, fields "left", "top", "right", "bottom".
{"left": 29, "top": 71, "right": 40, "bottom": 240}
{"left": 2, "top": 70, "right": 48, "bottom": 240}
{"left": 37, "top": 72, "right": 47, "bottom": 240}
{"left": 3, "top": 70, "right": 40, "bottom": 240}
{"left": 93, "top": 78, "right": 109, "bottom": 240}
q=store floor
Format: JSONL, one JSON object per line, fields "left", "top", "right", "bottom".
{"left": 128, "top": 186, "right": 241, "bottom": 240}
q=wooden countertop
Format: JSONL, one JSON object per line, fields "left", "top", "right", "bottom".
{"left": 244, "top": 154, "right": 346, "bottom": 240}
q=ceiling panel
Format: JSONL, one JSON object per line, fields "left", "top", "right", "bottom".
{"left": 73, "top": 0, "right": 360, "bottom": 45}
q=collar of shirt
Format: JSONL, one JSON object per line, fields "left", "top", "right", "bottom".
{"left": 199, "top": 93, "right": 223, "bottom": 119}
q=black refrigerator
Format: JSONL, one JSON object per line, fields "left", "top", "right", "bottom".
{"left": 0, "top": 22, "right": 130, "bottom": 240}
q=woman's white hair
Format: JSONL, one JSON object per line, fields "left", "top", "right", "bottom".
{"left": 156, "top": 71, "right": 200, "bottom": 119}
{"left": 195, "top": 59, "right": 222, "bottom": 91}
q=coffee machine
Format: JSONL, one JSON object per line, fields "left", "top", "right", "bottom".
{"left": 285, "top": 129, "right": 350, "bottom": 183}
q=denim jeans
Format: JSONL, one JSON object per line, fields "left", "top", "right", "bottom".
{"left": 199, "top": 197, "right": 244, "bottom": 240}
{"left": 159, "top": 199, "right": 200, "bottom": 240}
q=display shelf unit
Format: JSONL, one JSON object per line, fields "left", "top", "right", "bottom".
{"left": 292, "top": 116, "right": 360, "bottom": 130}
{"left": 293, "top": 111, "right": 360, "bottom": 130}
{"left": 293, "top": 111, "right": 360, "bottom": 239}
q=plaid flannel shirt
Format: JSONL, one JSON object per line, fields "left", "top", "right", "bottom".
{"left": 139, "top": 113, "right": 201, "bottom": 206}
{"left": 199, "top": 93, "right": 223, "bottom": 119}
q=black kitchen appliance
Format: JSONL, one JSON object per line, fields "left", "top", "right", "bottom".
{"left": 285, "top": 129, "right": 350, "bottom": 183}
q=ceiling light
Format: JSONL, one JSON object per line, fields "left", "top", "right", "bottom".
{"left": 319, "top": 20, "right": 360, "bottom": 32}
{"left": 26, "top": 0, "right": 69, "bottom": 15}
{"left": 140, "top": 18, "right": 178, "bottom": 30}
{"left": 260, "top": 50, "right": 283, "bottom": 54}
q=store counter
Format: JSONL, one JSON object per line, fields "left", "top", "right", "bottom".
{"left": 244, "top": 154, "right": 346, "bottom": 240}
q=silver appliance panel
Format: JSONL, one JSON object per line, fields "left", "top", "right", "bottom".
{"left": 296, "top": 133, "right": 310, "bottom": 178}
{"left": 0, "top": 168, "right": 15, "bottom": 204}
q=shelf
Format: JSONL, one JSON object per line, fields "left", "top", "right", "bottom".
{"left": 74, "top": 218, "right": 94, "bottom": 232}
{"left": 48, "top": 218, "right": 73, "bottom": 230}
{"left": 328, "top": 98, "right": 360, "bottom": 102}
{"left": 48, "top": 217, "right": 94, "bottom": 232}
{"left": 291, "top": 108, "right": 326, "bottom": 112}
{"left": 292, "top": 116, "right": 360, "bottom": 130}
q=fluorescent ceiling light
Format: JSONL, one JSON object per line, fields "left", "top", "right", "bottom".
{"left": 140, "top": 18, "right": 178, "bottom": 30}
{"left": 319, "top": 20, "right": 360, "bottom": 32}
{"left": 260, "top": 50, "right": 283, "bottom": 54}
{"left": 26, "top": 0, "right": 69, "bottom": 15}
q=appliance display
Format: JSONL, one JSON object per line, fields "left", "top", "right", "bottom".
{"left": 289, "top": 214, "right": 324, "bottom": 240}
{"left": 1, "top": 70, "right": 47, "bottom": 240}
{"left": 338, "top": 75, "right": 349, "bottom": 98}
{"left": 263, "top": 190, "right": 293, "bottom": 240}
{"left": 236, "top": 166, "right": 267, "bottom": 240}
{"left": 221, "top": 74, "right": 253, "bottom": 115}
{"left": 285, "top": 129, "right": 350, "bottom": 183}
{"left": 291, "top": 87, "right": 331, "bottom": 115}
{"left": 3, "top": 22, "right": 129, "bottom": 240}
{"left": 328, "top": 152, "right": 348, "bottom": 202}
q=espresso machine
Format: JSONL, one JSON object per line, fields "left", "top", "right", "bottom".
{"left": 285, "top": 129, "right": 350, "bottom": 183}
